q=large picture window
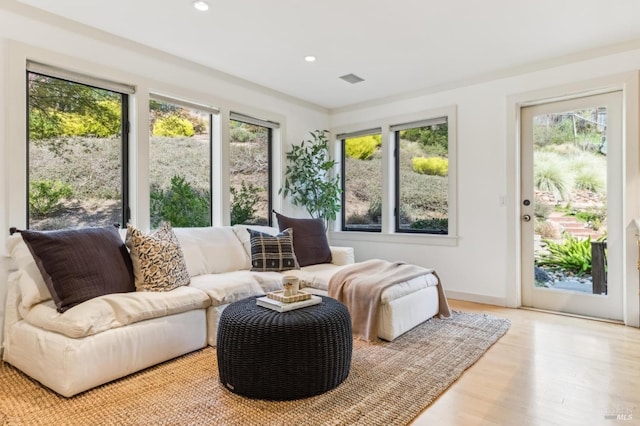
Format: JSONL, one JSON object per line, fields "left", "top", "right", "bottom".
{"left": 229, "top": 112, "right": 275, "bottom": 226}
{"left": 394, "top": 117, "right": 449, "bottom": 234}
{"left": 149, "top": 95, "right": 215, "bottom": 227}
{"left": 340, "top": 128, "right": 383, "bottom": 231}
{"left": 27, "top": 64, "right": 132, "bottom": 230}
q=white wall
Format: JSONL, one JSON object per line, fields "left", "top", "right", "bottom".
{"left": 329, "top": 50, "right": 640, "bottom": 326}
{"left": 0, "top": 5, "right": 329, "bottom": 350}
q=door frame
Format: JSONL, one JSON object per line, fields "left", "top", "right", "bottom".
{"left": 505, "top": 72, "right": 640, "bottom": 327}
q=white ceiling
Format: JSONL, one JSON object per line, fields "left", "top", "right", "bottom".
{"left": 15, "top": 0, "right": 640, "bottom": 109}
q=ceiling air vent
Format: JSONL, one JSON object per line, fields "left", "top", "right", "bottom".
{"left": 339, "top": 73, "right": 364, "bottom": 84}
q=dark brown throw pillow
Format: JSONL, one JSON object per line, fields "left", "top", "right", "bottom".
{"left": 20, "top": 226, "right": 135, "bottom": 313}
{"left": 274, "top": 211, "right": 332, "bottom": 267}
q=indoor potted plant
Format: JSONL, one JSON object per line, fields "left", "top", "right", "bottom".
{"left": 279, "top": 130, "right": 341, "bottom": 228}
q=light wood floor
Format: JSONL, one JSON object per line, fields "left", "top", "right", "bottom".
{"left": 411, "top": 300, "right": 640, "bottom": 426}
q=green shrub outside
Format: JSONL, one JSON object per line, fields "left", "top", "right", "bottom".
{"left": 574, "top": 170, "right": 604, "bottom": 192}
{"left": 345, "top": 135, "right": 381, "bottom": 160}
{"left": 29, "top": 109, "right": 63, "bottom": 141}
{"left": 534, "top": 151, "right": 570, "bottom": 200}
{"left": 533, "top": 150, "right": 606, "bottom": 199}
{"left": 400, "top": 124, "right": 448, "bottom": 154}
{"left": 153, "top": 116, "right": 195, "bottom": 137}
{"left": 30, "top": 99, "right": 121, "bottom": 140}
{"left": 575, "top": 207, "right": 606, "bottom": 231}
{"left": 569, "top": 153, "right": 605, "bottom": 193}
{"left": 230, "top": 126, "right": 254, "bottom": 143}
{"left": 150, "top": 175, "right": 210, "bottom": 227}
{"left": 534, "top": 118, "right": 575, "bottom": 147}
{"left": 29, "top": 180, "right": 73, "bottom": 217}
{"left": 28, "top": 73, "right": 123, "bottom": 140}
{"left": 59, "top": 99, "right": 122, "bottom": 137}
{"left": 412, "top": 157, "right": 448, "bottom": 177}
{"left": 229, "top": 121, "right": 268, "bottom": 144}
{"left": 230, "top": 181, "right": 261, "bottom": 225}
{"left": 366, "top": 197, "right": 382, "bottom": 221}
{"left": 410, "top": 218, "right": 448, "bottom": 232}
{"left": 536, "top": 233, "right": 605, "bottom": 275}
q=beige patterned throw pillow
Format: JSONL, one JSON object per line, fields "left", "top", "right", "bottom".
{"left": 125, "top": 222, "right": 190, "bottom": 292}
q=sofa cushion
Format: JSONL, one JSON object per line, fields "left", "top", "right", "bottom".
{"left": 6, "top": 234, "right": 52, "bottom": 310}
{"left": 20, "top": 286, "right": 210, "bottom": 338}
{"left": 20, "top": 226, "right": 135, "bottom": 313}
{"left": 249, "top": 228, "right": 300, "bottom": 272}
{"left": 274, "top": 211, "right": 332, "bottom": 267}
{"left": 125, "top": 223, "right": 190, "bottom": 292}
{"left": 189, "top": 270, "right": 283, "bottom": 306}
{"left": 174, "top": 226, "right": 249, "bottom": 276}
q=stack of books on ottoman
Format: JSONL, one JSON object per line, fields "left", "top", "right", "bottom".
{"left": 257, "top": 290, "right": 321, "bottom": 312}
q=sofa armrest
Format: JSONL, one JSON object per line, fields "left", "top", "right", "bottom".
{"left": 329, "top": 246, "right": 355, "bottom": 266}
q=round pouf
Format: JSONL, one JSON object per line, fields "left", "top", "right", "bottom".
{"left": 216, "top": 295, "right": 352, "bottom": 400}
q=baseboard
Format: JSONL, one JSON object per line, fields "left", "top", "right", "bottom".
{"left": 445, "top": 290, "right": 508, "bottom": 307}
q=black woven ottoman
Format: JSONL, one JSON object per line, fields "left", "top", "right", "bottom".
{"left": 216, "top": 295, "right": 352, "bottom": 400}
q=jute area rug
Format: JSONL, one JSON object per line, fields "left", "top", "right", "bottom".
{"left": 0, "top": 311, "right": 510, "bottom": 426}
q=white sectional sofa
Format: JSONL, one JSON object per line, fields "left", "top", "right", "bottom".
{"left": 3, "top": 222, "right": 442, "bottom": 397}
{"left": 2, "top": 224, "right": 355, "bottom": 397}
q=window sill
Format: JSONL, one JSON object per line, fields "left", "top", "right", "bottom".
{"left": 328, "top": 230, "right": 459, "bottom": 247}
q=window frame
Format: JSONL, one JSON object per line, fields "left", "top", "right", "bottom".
{"left": 229, "top": 112, "right": 276, "bottom": 227}
{"left": 393, "top": 116, "right": 449, "bottom": 235}
{"left": 148, "top": 94, "right": 216, "bottom": 227}
{"left": 26, "top": 68, "right": 132, "bottom": 229}
{"left": 339, "top": 127, "right": 383, "bottom": 232}
{"left": 332, "top": 106, "right": 458, "bottom": 245}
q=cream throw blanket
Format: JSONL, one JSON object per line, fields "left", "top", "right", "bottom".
{"left": 328, "top": 259, "right": 452, "bottom": 342}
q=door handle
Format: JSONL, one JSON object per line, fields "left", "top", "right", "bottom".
{"left": 522, "top": 214, "right": 531, "bottom": 222}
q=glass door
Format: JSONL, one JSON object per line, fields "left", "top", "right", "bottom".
{"left": 520, "top": 91, "right": 623, "bottom": 320}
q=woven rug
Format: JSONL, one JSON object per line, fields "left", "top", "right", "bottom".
{"left": 0, "top": 311, "right": 510, "bottom": 426}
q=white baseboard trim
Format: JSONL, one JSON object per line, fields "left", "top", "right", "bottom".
{"left": 445, "top": 290, "right": 508, "bottom": 307}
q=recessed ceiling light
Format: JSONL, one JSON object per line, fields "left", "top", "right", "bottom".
{"left": 304, "top": 55, "right": 317, "bottom": 62}
{"left": 193, "top": 1, "right": 209, "bottom": 11}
